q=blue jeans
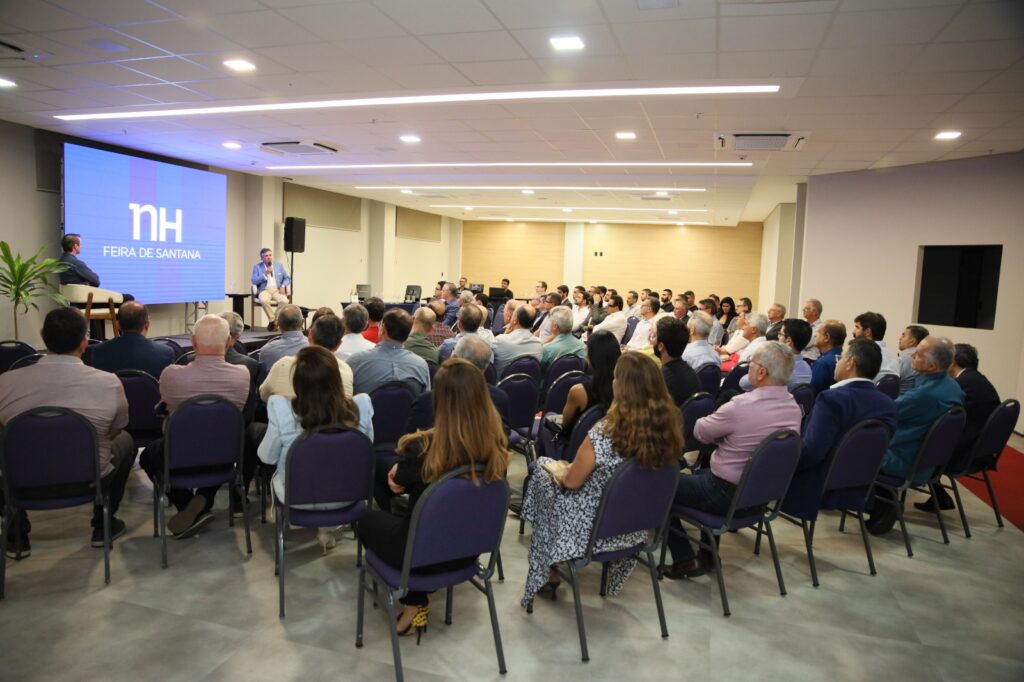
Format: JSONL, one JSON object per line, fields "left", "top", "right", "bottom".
{"left": 666, "top": 469, "right": 736, "bottom": 563}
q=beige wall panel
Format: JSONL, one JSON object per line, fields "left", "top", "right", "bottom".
{"left": 581, "top": 222, "right": 763, "bottom": 308}
{"left": 283, "top": 182, "right": 360, "bottom": 230}
{"left": 396, "top": 206, "right": 442, "bottom": 241}
{"left": 462, "top": 221, "right": 565, "bottom": 295}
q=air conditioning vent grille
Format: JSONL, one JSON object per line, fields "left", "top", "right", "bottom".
{"left": 716, "top": 131, "right": 807, "bottom": 152}
{"left": 259, "top": 140, "right": 340, "bottom": 156}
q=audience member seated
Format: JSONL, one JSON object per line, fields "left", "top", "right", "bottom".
{"left": 406, "top": 335, "right": 510, "bottom": 434}
{"left": 570, "top": 286, "right": 592, "bottom": 336}
{"left": 662, "top": 342, "right": 802, "bottom": 579}
{"left": 139, "top": 315, "right": 250, "bottom": 539}
{"left": 348, "top": 309, "right": 430, "bottom": 395}
{"left": 540, "top": 306, "right": 586, "bottom": 371}
{"left": 491, "top": 302, "right": 543, "bottom": 376}
{"left": 439, "top": 283, "right": 459, "bottom": 326}
{"left": 869, "top": 336, "right": 964, "bottom": 534}
{"left": 535, "top": 293, "right": 562, "bottom": 343}
{"left": 0, "top": 307, "right": 135, "bottom": 558}
{"left": 727, "top": 297, "right": 752, "bottom": 335}
{"left": 438, "top": 302, "right": 492, "bottom": 363}
{"left": 520, "top": 353, "right": 682, "bottom": 605}
{"left": 717, "top": 296, "right": 739, "bottom": 334}
{"left": 897, "top": 324, "right": 929, "bottom": 394}
{"left": 360, "top": 359, "right": 509, "bottom": 639}
{"left": 625, "top": 297, "right": 660, "bottom": 351}
{"left": 404, "top": 307, "right": 440, "bottom": 365}
{"left": 624, "top": 290, "right": 640, "bottom": 319}
{"left": 337, "top": 303, "right": 376, "bottom": 361}
{"left": 425, "top": 300, "right": 455, "bottom": 347}
{"left": 852, "top": 312, "right": 900, "bottom": 380}
{"left": 257, "top": 346, "right": 373, "bottom": 553}
{"left": 801, "top": 298, "right": 824, "bottom": 360}
{"left": 782, "top": 339, "right": 898, "bottom": 520}
{"left": 90, "top": 301, "right": 174, "bottom": 378}
{"left": 655, "top": 316, "right": 700, "bottom": 405}
{"left": 698, "top": 298, "right": 725, "bottom": 346}
{"left": 258, "top": 304, "right": 307, "bottom": 380}
{"left": 809, "top": 320, "right": 846, "bottom": 393}
{"left": 591, "top": 294, "right": 628, "bottom": 342}
{"left": 682, "top": 311, "right": 722, "bottom": 371}
{"left": 659, "top": 288, "right": 674, "bottom": 313}
{"left": 260, "top": 314, "right": 353, "bottom": 401}
{"left": 220, "top": 311, "right": 258, "bottom": 385}
{"left": 765, "top": 303, "right": 786, "bottom": 340}
{"left": 741, "top": 318, "right": 813, "bottom": 391}
{"left": 916, "top": 343, "right": 1001, "bottom": 512}
{"left": 672, "top": 297, "right": 689, "bottom": 322}
{"left": 362, "top": 298, "right": 386, "bottom": 344}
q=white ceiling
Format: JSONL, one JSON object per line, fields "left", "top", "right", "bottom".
{"left": 1, "top": 0, "right": 1022, "bottom": 225}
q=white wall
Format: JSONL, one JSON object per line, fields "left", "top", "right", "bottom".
{"left": 800, "top": 151, "right": 1024, "bottom": 427}
{"left": 758, "top": 203, "right": 796, "bottom": 314}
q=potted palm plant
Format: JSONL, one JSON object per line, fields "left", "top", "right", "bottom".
{"left": 0, "top": 241, "right": 68, "bottom": 340}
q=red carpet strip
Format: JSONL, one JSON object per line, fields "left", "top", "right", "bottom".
{"left": 958, "top": 445, "right": 1024, "bottom": 531}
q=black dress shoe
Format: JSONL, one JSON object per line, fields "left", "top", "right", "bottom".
{"left": 914, "top": 494, "right": 955, "bottom": 512}
{"left": 661, "top": 558, "right": 705, "bottom": 580}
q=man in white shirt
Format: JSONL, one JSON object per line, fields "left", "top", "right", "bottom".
{"left": 626, "top": 297, "right": 660, "bottom": 351}
{"left": 337, "top": 303, "right": 376, "bottom": 361}
{"left": 801, "top": 298, "right": 824, "bottom": 360}
{"left": 853, "top": 311, "right": 901, "bottom": 380}
{"left": 591, "top": 294, "right": 628, "bottom": 342}
{"left": 492, "top": 302, "right": 544, "bottom": 375}
{"left": 683, "top": 311, "right": 721, "bottom": 371}
{"left": 624, "top": 290, "right": 641, "bottom": 319}
{"left": 736, "top": 313, "right": 769, "bottom": 363}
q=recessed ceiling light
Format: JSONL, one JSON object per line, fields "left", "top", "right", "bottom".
{"left": 354, "top": 185, "right": 706, "bottom": 192}
{"left": 667, "top": 210, "right": 678, "bottom": 215}
{"left": 934, "top": 131, "right": 962, "bottom": 140}
{"left": 521, "top": 189, "right": 535, "bottom": 195}
{"left": 562, "top": 208, "right": 573, "bottom": 213}
{"left": 431, "top": 204, "right": 708, "bottom": 213}
{"left": 505, "top": 218, "right": 513, "bottom": 222}
{"left": 221, "top": 141, "right": 241, "bottom": 150}
{"left": 400, "top": 134, "right": 421, "bottom": 144}
{"left": 463, "top": 206, "right": 472, "bottom": 211}
{"left": 550, "top": 36, "right": 585, "bottom": 51}
{"left": 273, "top": 161, "right": 751, "bottom": 170}
{"left": 222, "top": 59, "right": 256, "bottom": 72}
{"left": 655, "top": 191, "right": 669, "bottom": 197}
{"left": 589, "top": 220, "right": 598, "bottom": 224}
{"left": 400, "top": 189, "right": 414, "bottom": 194}
{"left": 0, "top": 78, "right": 16, "bottom": 88}
{"left": 616, "top": 131, "right": 637, "bottom": 140}
{"left": 55, "top": 85, "right": 780, "bottom": 121}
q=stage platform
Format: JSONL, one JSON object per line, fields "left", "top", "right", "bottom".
{"left": 160, "top": 329, "right": 279, "bottom": 352}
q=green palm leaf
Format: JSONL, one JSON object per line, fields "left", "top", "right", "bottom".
{"left": 0, "top": 241, "right": 70, "bottom": 339}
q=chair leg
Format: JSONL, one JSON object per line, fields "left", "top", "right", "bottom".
{"left": 484, "top": 578, "right": 508, "bottom": 674}
{"left": 948, "top": 477, "right": 971, "bottom": 538}
{"left": 855, "top": 511, "right": 877, "bottom": 576}
{"left": 240, "top": 480, "right": 252, "bottom": 555}
{"left": 152, "top": 484, "right": 160, "bottom": 537}
{"left": 753, "top": 518, "right": 763, "bottom": 555}
{"left": 383, "top": 591, "right": 405, "bottom": 682}
{"left": 929, "top": 482, "right": 950, "bottom": 545}
{"left": 645, "top": 551, "right": 669, "bottom": 639}
{"left": 355, "top": 567, "right": 367, "bottom": 648}
{"left": 1, "top": 509, "right": 10, "bottom": 599}
{"left": 705, "top": 528, "right": 730, "bottom": 617}
{"left": 495, "top": 549, "right": 504, "bottom": 582}
{"left": 764, "top": 519, "right": 787, "bottom": 597}
{"left": 838, "top": 509, "right": 847, "bottom": 532}
{"left": 259, "top": 473, "right": 268, "bottom": 524}
{"left": 982, "top": 470, "right": 1004, "bottom": 528}
{"left": 599, "top": 562, "right": 609, "bottom": 597}
{"left": 102, "top": 497, "right": 112, "bottom": 586}
{"left": 159, "top": 489, "right": 169, "bottom": 569}
{"left": 801, "top": 519, "right": 818, "bottom": 588}
{"left": 566, "top": 563, "right": 589, "bottom": 662}
{"left": 445, "top": 586, "right": 454, "bottom": 625}
{"left": 277, "top": 514, "right": 286, "bottom": 619}
{"left": 895, "top": 492, "right": 913, "bottom": 558}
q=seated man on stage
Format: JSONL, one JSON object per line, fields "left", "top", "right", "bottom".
{"left": 251, "top": 247, "right": 290, "bottom": 331}
{"left": 58, "top": 233, "right": 132, "bottom": 336}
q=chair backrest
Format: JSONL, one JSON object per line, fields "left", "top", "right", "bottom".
{"left": 502, "top": 355, "right": 541, "bottom": 382}
{"left": 425, "top": 361, "right": 439, "bottom": 386}
{"left": 680, "top": 392, "right": 714, "bottom": 452}
{"left": 695, "top": 363, "right": 721, "bottom": 397}
{"left": 789, "top": 383, "right": 816, "bottom": 417}
{"left": 875, "top": 374, "right": 899, "bottom": 400}
{"left": 0, "top": 340, "right": 36, "bottom": 374}
{"left": 621, "top": 316, "right": 640, "bottom": 345}
{"left": 151, "top": 337, "right": 184, "bottom": 362}
{"left": 566, "top": 405, "right": 605, "bottom": 462}
{"left": 1, "top": 407, "right": 100, "bottom": 499}
{"left": 730, "top": 429, "right": 802, "bottom": 515}
{"left": 543, "top": 370, "right": 587, "bottom": 415}
{"left": 115, "top": 370, "right": 163, "bottom": 436}
{"left": 963, "top": 399, "right": 1021, "bottom": 472}
{"left": 541, "top": 354, "right": 585, "bottom": 399}
{"left": 822, "top": 419, "right": 893, "bottom": 494}
{"left": 587, "top": 460, "right": 678, "bottom": 556}
{"left": 909, "top": 406, "right": 966, "bottom": 478}
{"left": 491, "top": 304, "right": 506, "bottom": 335}
{"left": 164, "top": 395, "right": 244, "bottom": 471}
{"left": 497, "top": 373, "right": 540, "bottom": 432}
{"left": 402, "top": 465, "right": 510, "bottom": 580}
{"left": 176, "top": 349, "right": 196, "bottom": 365}
{"left": 483, "top": 362, "right": 497, "bottom": 386}
{"left": 7, "top": 353, "right": 44, "bottom": 371}
{"left": 369, "top": 382, "right": 417, "bottom": 446}
{"left": 284, "top": 427, "right": 375, "bottom": 507}
{"left": 720, "top": 361, "right": 749, "bottom": 392}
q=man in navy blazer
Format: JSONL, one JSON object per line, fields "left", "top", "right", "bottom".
{"left": 90, "top": 302, "right": 175, "bottom": 378}
{"left": 251, "top": 247, "right": 290, "bottom": 328}
{"left": 782, "top": 339, "right": 897, "bottom": 521}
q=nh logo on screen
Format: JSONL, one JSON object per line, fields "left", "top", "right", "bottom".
{"left": 128, "top": 203, "right": 183, "bottom": 243}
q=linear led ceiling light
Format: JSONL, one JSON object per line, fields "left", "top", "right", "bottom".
{"left": 934, "top": 130, "right": 962, "bottom": 140}
{"left": 355, "top": 185, "right": 706, "bottom": 192}
{"left": 477, "top": 216, "right": 711, "bottom": 226}
{"left": 431, "top": 205, "right": 708, "bottom": 213}
{"left": 54, "top": 84, "right": 781, "bottom": 121}
{"left": 223, "top": 59, "right": 256, "bottom": 72}
{"left": 272, "top": 161, "right": 751, "bottom": 170}
{"left": 0, "top": 78, "right": 17, "bottom": 88}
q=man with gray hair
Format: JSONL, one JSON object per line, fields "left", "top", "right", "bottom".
{"left": 219, "top": 310, "right": 257, "bottom": 384}
{"left": 765, "top": 303, "right": 786, "bottom": 340}
{"left": 801, "top": 298, "right": 824, "bottom": 360}
{"left": 736, "top": 312, "right": 770, "bottom": 363}
{"left": 662, "top": 341, "right": 802, "bottom": 579}
{"left": 440, "top": 282, "right": 459, "bottom": 326}
{"left": 404, "top": 306, "right": 439, "bottom": 364}
{"left": 491, "top": 302, "right": 543, "bottom": 375}
{"left": 438, "top": 301, "right": 492, "bottom": 363}
{"left": 683, "top": 310, "right": 721, "bottom": 371}
{"left": 338, "top": 303, "right": 376, "bottom": 360}
{"left": 257, "top": 304, "right": 307, "bottom": 380}
{"left": 541, "top": 305, "right": 586, "bottom": 370}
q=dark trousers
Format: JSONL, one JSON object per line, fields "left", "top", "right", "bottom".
{"left": 4, "top": 431, "right": 136, "bottom": 539}
{"left": 139, "top": 433, "right": 258, "bottom": 513}
{"left": 360, "top": 509, "right": 476, "bottom": 607}
{"left": 373, "top": 452, "right": 400, "bottom": 512}
{"left": 666, "top": 469, "right": 736, "bottom": 563}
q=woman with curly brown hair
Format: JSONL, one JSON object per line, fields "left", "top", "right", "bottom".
{"left": 520, "top": 352, "right": 683, "bottom": 607}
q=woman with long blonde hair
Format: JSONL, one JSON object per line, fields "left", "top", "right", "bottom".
{"left": 520, "top": 352, "right": 682, "bottom": 607}
{"left": 359, "top": 358, "right": 509, "bottom": 639}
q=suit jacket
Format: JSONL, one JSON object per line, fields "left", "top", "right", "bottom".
{"left": 765, "top": 320, "right": 784, "bottom": 341}
{"left": 251, "top": 261, "right": 290, "bottom": 294}
{"left": 882, "top": 372, "right": 965, "bottom": 484}
{"left": 406, "top": 385, "right": 510, "bottom": 434}
{"left": 948, "top": 368, "right": 1000, "bottom": 471}
{"left": 90, "top": 332, "right": 175, "bottom": 379}
{"left": 782, "top": 380, "right": 898, "bottom": 520}
{"left": 58, "top": 252, "right": 100, "bottom": 286}
{"left": 531, "top": 311, "right": 548, "bottom": 333}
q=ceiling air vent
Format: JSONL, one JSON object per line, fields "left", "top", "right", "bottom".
{"left": 716, "top": 132, "right": 807, "bottom": 152}
{"left": 259, "top": 140, "right": 340, "bottom": 156}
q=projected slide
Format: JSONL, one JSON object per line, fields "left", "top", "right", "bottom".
{"left": 63, "top": 143, "right": 227, "bottom": 305}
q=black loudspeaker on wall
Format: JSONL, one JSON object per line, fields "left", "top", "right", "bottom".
{"left": 284, "top": 217, "right": 306, "bottom": 253}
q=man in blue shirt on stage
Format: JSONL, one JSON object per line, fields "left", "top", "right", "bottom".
{"left": 251, "top": 247, "right": 290, "bottom": 330}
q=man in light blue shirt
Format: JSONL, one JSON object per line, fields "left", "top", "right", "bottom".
{"left": 740, "top": 318, "right": 813, "bottom": 391}
{"left": 682, "top": 311, "right": 721, "bottom": 371}
{"left": 438, "top": 302, "right": 493, "bottom": 363}
{"left": 251, "top": 247, "right": 291, "bottom": 326}
{"left": 492, "top": 302, "right": 543, "bottom": 376}
{"left": 257, "top": 304, "right": 307, "bottom": 382}
{"left": 348, "top": 309, "right": 430, "bottom": 395}
{"left": 541, "top": 306, "right": 586, "bottom": 370}
{"left": 440, "top": 282, "right": 459, "bottom": 326}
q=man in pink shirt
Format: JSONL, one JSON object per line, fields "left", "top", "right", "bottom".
{"left": 139, "top": 315, "right": 250, "bottom": 539}
{"left": 662, "top": 341, "right": 802, "bottom": 579}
